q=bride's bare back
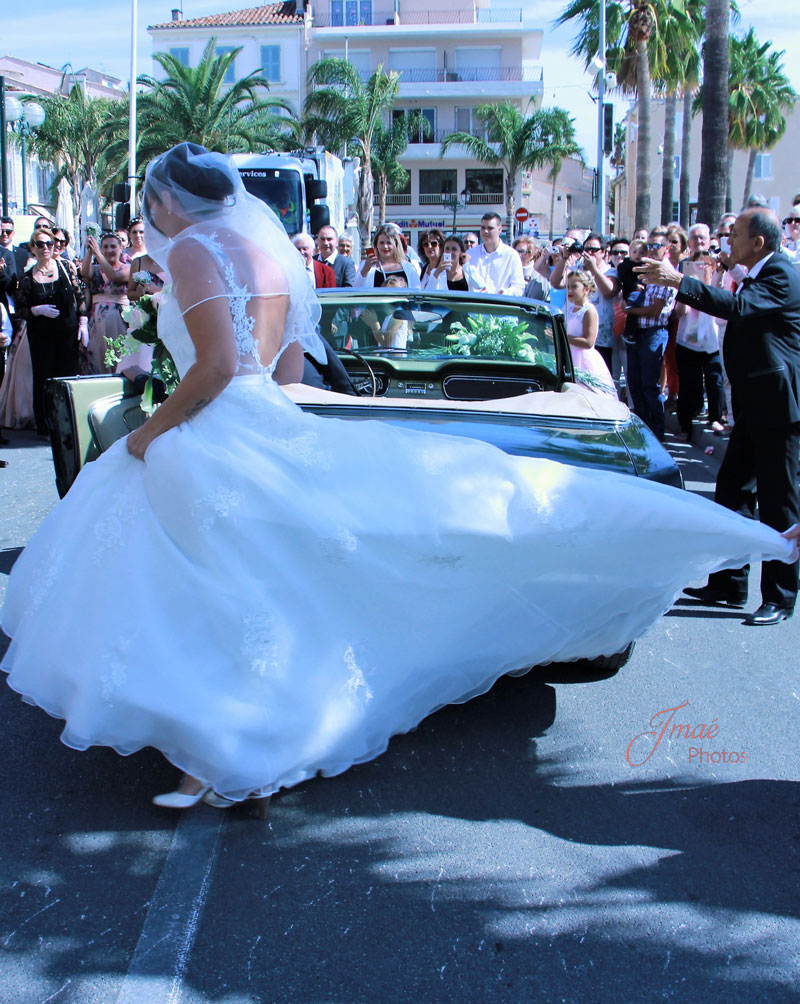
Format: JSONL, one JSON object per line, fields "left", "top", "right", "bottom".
{"left": 175, "top": 227, "right": 293, "bottom": 373}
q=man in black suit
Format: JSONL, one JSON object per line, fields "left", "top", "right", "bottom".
{"left": 0, "top": 220, "right": 20, "bottom": 394}
{"left": 315, "top": 225, "right": 356, "bottom": 287}
{"left": 637, "top": 208, "right": 800, "bottom": 625}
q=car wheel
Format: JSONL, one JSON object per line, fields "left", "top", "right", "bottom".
{"left": 541, "top": 642, "right": 635, "bottom": 683}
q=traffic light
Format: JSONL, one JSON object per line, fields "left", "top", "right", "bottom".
{"left": 113, "top": 182, "right": 131, "bottom": 230}
{"left": 115, "top": 202, "right": 131, "bottom": 230}
{"left": 603, "top": 103, "right": 614, "bottom": 156}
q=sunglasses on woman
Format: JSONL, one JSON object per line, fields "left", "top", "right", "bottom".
{"left": 34, "top": 240, "right": 54, "bottom": 249}
{"left": 784, "top": 217, "right": 800, "bottom": 225}
{"left": 422, "top": 241, "right": 439, "bottom": 248}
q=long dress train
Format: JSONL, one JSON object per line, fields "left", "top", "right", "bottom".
{"left": 1, "top": 245, "right": 794, "bottom": 802}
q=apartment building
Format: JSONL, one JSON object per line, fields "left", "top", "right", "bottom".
{"left": 148, "top": 2, "right": 554, "bottom": 237}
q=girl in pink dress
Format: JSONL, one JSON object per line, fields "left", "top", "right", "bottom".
{"left": 566, "top": 270, "right": 616, "bottom": 396}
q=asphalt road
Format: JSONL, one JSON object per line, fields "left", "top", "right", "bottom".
{"left": 0, "top": 427, "right": 798, "bottom": 1004}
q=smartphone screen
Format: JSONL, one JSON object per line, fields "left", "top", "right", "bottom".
{"left": 442, "top": 252, "right": 452, "bottom": 265}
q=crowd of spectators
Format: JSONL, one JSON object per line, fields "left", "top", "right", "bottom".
{"left": 4, "top": 194, "right": 800, "bottom": 446}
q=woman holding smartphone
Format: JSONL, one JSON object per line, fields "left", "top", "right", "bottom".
{"left": 418, "top": 229, "right": 445, "bottom": 288}
{"left": 426, "top": 236, "right": 477, "bottom": 291}
{"left": 354, "top": 226, "right": 421, "bottom": 288}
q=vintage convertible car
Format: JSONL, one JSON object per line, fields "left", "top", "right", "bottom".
{"left": 45, "top": 290, "right": 682, "bottom": 674}
{"left": 46, "top": 289, "right": 681, "bottom": 502}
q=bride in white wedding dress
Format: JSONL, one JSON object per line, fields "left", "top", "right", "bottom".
{"left": 1, "top": 145, "right": 796, "bottom": 808}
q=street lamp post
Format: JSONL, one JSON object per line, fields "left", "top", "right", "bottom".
{"left": 13, "top": 101, "right": 46, "bottom": 214}
{"left": 441, "top": 186, "right": 471, "bottom": 234}
{"left": 1, "top": 78, "right": 22, "bottom": 217}
{"left": 0, "top": 83, "right": 45, "bottom": 216}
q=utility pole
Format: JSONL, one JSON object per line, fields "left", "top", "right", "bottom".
{"left": 128, "top": 0, "right": 138, "bottom": 218}
{"left": 594, "top": 0, "right": 606, "bottom": 235}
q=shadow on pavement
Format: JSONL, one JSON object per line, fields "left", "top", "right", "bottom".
{"left": 2, "top": 667, "right": 793, "bottom": 1003}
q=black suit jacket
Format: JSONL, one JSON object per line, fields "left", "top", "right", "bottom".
{"left": 677, "top": 253, "right": 800, "bottom": 430}
{"left": 0, "top": 246, "right": 17, "bottom": 325}
{"left": 316, "top": 253, "right": 355, "bottom": 288}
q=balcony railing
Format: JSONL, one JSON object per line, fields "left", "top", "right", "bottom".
{"left": 418, "top": 192, "right": 504, "bottom": 205}
{"left": 314, "top": 8, "right": 523, "bottom": 27}
{"left": 357, "top": 67, "right": 543, "bottom": 84}
{"left": 466, "top": 191, "right": 505, "bottom": 204}
{"left": 386, "top": 193, "right": 412, "bottom": 204}
{"left": 404, "top": 128, "right": 451, "bottom": 144}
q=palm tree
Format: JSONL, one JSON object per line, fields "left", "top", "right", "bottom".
{"left": 557, "top": 0, "right": 693, "bottom": 230}
{"left": 440, "top": 101, "right": 570, "bottom": 237}
{"left": 727, "top": 30, "right": 797, "bottom": 209}
{"left": 653, "top": 0, "right": 703, "bottom": 226}
{"left": 26, "top": 83, "right": 118, "bottom": 220}
{"left": 696, "top": 0, "right": 730, "bottom": 226}
{"left": 304, "top": 58, "right": 400, "bottom": 243}
{"left": 101, "top": 40, "right": 296, "bottom": 189}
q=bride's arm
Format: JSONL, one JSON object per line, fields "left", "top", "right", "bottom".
{"left": 127, "top": 241, "right": 238, "bottom": 460}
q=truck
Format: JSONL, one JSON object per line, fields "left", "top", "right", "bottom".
{"left": 232, "top": 149, "right": 356, "bottom": 238}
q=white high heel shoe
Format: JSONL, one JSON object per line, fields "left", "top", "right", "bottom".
{"left": 202, "top": 790, "right": 272, "bottom": 818}
{"left": 203, "top": 791, "right": 237, "bottom": 808}
{"left": 152, "top": 784, "right": 212, "bottom": 808}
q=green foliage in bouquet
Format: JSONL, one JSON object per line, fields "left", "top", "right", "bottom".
{"left": 104, "top": 295, "right": 179, "bottom": 413}
{"left": 445, "top": 315, "right": 551, "bottom": 366}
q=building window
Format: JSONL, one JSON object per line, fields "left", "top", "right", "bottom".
{"left": 331, "top": 0, "right": 373, "bottom": 26}
{"left": 454, "top": 46, "right": 502, "bottom": 82}
{"left": 261, "top": 45, "right": 281, "bottom": 82}
{"left": 419, "top": 169, "right": 457, "bottom": 205}
{"left": 169, "top": 47, "right": 190, "bottom": 67}
{"left": 323, "top": 49, "right": 371, "bottom": 81}
{"left": 455, "top": 107, "right": 490, "bottom": 141}
{"left": 393, "top": 108, "right": 436, "bottom": 143}
{"left": 465, "top": 168, "right": 504, "bottom": 204}
{"left": 389, "top": 48, "right": 437, "bottom": 83}
{"left": 754, "top": 153, "right": 772, "bottom": 180}
{"left": 673, "top": 154, "right": 681, "bottom": 182}
{"left": 215, "top": 46, "right": 236, "bottom": 85}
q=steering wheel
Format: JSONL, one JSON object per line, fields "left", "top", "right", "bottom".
{"left": 338, "top": 347, "right": 378, "bottom": 398}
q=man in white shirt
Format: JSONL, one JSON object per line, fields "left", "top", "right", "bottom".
{"left": 467, "top": 213, "right": 525, "bottom": 296}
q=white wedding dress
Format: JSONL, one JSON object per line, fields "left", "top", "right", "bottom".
{"left": 1, "top": 237, "right": 794, "bottom": 801}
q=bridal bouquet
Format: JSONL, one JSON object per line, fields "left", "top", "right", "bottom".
{"left": 104, "top": 292, "right": 179, "bottom": 411}
{"left": 445, "top": 315, "right": 542, "bottom": 364}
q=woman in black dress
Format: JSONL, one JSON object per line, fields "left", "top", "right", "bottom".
{"left": 15, "top": 227, "right": 86, "bottom": 435}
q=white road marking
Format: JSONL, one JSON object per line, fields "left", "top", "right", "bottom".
{"left": 115, "top": 805, "right": 225, "bottom": 1004}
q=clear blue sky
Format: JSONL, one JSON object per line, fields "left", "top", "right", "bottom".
{"left": 3, "top": 0, "right": 797, "bottom": 157}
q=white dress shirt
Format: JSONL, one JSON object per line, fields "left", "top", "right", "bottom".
{"left": 467, "top": 241, "right": 525, "bottom": 296}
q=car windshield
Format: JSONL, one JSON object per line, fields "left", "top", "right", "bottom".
{"left": 319, "top": 294, "right": 558, "bottom": 374}
{"left": 236, "top": 168, "right": 304, "bottom": 235}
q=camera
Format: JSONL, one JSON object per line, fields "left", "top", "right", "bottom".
{"left": 566, "top": 241, "right": 584, "bottom": 256}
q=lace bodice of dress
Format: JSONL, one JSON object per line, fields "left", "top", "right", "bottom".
{"left": 156, "top": 232, "right": 275, "bottom": 381}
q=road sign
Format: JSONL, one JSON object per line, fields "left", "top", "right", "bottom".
{"left": 514, "top": 207, "right": 530, "bottom": 222}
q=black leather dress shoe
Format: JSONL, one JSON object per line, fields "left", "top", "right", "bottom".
{"left": 743, "top": 603, "right": 794, "bottom": 626}
{"left": 683, "top": 585, "right": 746, "bottom": 608}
